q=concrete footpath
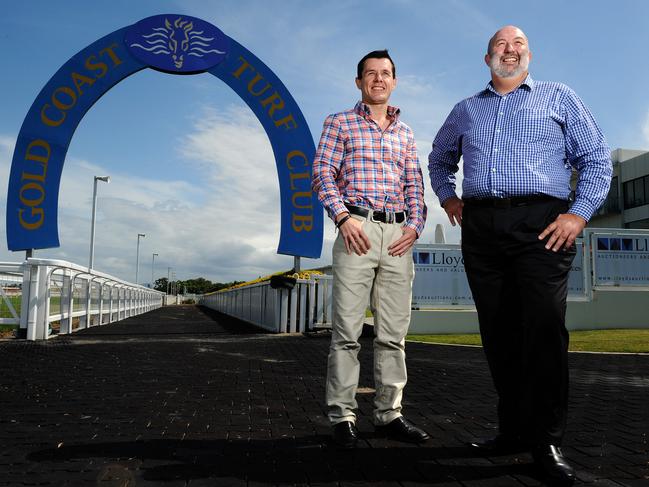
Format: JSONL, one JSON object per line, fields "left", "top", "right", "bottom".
{"left": 0, "top": 305, "right": 647, "bottom": 486}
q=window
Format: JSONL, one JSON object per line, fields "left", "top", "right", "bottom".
{"left": 598, "top": 176, "right": 619, "bottom": 214}
{"left": 626, "top": 218, "right": 649, "bottom": 229}
{"left": 634, "top": 178, "right": 645, "bottom": 206}
{"left": 624, "top": 180, "right": 635, "bottom": 208}
{"left": 623, "top": 175, "right": 649, "bottom": 210}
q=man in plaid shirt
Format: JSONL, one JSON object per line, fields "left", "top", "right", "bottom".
{"left": 312, "top": 50, "right": 428, "bottom": 448}
{"left": 428, "top": 26, "right": 611, "bottom": 485}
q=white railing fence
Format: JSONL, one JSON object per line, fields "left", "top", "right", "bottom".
{"left": 0, "top": 262, "right": 23, "bottom": 326}
{"left": 199, "top": 274, "right": 333, "bottom": 333}
{"left": 1, "top": 258, "right": 164, "bottom": 341}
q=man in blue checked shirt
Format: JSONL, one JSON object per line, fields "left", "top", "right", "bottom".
{"left": 428, "top": 25, "right": 611, "bottom": 486}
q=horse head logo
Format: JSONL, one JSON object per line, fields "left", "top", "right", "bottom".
{"left": 165, "top": 17, "right": 193, "bottom": 68}
{"left": 126, "top": 15, "right": 228, "bottom": 72}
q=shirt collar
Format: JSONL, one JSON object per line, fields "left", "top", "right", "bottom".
{"left": 484, "top": 74, "right": 535, "bottom": 95}
{"left": 354, "top": 101, "right": 401, "bottom": 121}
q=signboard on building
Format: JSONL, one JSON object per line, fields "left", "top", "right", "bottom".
{"left": 412, "top": 245, "right": 473, "bottom": 307}
{"left": 412, "top": 241, "right": 588, "bottom": 308}
{"left": 591, "top": 231, "right": 649, "bottom": 287}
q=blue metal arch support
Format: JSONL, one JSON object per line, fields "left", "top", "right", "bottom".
{"left": 6, "top": 14, "right": 323, "bottom": 259}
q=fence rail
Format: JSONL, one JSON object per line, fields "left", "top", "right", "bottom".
{"left": 0, "top": 262, "right": 23, "bottom": 326}
{"left": 1, "top": 258, "right": 164, "bottom": 340}
{"left": 199, "top": 275, "right": 333, "bottom": 333}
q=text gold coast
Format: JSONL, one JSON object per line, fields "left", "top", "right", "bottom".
{"left": 18, "top": 43, "right": 125, "bottom": 230}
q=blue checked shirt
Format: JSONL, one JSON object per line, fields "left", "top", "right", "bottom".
{"left": 428, "top": 75, "right": 612, "bottom": 221}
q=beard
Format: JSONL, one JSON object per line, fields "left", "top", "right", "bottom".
{"left": 489, "top": 51, "right": 529, "bottom": 78}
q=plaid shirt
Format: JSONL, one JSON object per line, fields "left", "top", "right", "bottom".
{"left": 312, "top": 101, "right": 427, "bottom": 235}
{"left": 428, "top": 75, "right": 612, "bottom": 221}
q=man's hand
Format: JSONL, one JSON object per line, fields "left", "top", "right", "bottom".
{"left": 388, "top": 227, "right": 418, "bottom": 257}
{"left": 337, "top": 213, "right": 371, "bottom": 255}
{"left": 442, "top": 196, "right": 464, "bottom": 226}
{"left": 538, "top": 213, "right": 586, "bottom": 252}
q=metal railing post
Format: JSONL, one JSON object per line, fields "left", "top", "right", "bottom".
{"left": 308, "top": 281, "right": 316, "bottom": 331}
{"left": 26, "top": 263, "right": 48, "bottom": 341}
{"left": 88, "top": 280, "right": 94, "bottom": 327}
{"left": 97, "top": 282, "right": 104, "bottom": 325}
{"left": 108, "top": 284, "right": 114, "bottom": 323}
{"left": 19, "top": 264, "right": 31, "bottom": 337}
{"left": 299, "top": 283, "right": 307, "bottom": 333}
{"left": 60, "top": 269, "right": 72, "bottom": 334}
{"left": 289, "top": 286, "right": 298, "bottom": 333}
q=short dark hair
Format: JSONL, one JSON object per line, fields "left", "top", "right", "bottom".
{"left": 357, "top": 50, "right": 395, "bottom": 79}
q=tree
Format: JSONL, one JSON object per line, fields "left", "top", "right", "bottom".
{"left": 154, "top": 277, "right": 168, "bottom": 293}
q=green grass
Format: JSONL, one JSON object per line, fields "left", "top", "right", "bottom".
{"left": 407, "top": 334, "right": 483, "bottom": 347}
{"left": 407, "top": 329, "right": 649, "bottom": 353}
{"left": 567, "top": 329, "right": 649, "bottom": 353}
{"left": 0, "top": 295, "right": 21, "bottom": 319}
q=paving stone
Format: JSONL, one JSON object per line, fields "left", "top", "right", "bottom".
{"left": 0, "top": 305, "right": 647, "bottom": 486}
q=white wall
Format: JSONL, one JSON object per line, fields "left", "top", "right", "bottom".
{"left": 408, "top": 290, "right": 649, "bottom": 334}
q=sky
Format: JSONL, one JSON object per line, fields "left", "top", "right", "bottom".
{"left": 1, "top": 0, "right": 649, "bottom": 285}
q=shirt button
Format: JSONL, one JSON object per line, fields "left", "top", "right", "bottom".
{"left": 491, "top": 168, "right": 497, "bottom": 172}
{"left": 496, "top": 129, "right": 501, "bottom": 133}
{"left": 503, "top": 96, "right": 507, "bottom": 100}
{"left": 494, "top": 148, "right": 499, "bottom": 152}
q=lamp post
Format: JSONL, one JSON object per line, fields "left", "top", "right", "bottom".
{"left": 89, "top": 175, "right": 110, "bottom": 269}
{"left": 135, "top": 233, "right": 145, "bottom": 284}
{"left": 167, "top": 267, "right": 171, "bottom": 295}
{"left": 151, "top": 253, "right": 158, "bottom": 289}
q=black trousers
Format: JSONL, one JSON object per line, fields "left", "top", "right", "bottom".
{"left": 461, "top": 198, "right": 575, "bottom": 446}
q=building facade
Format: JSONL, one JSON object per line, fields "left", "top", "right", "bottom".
{"left": 588, "top": 148, "right": 649, "bottom": 229}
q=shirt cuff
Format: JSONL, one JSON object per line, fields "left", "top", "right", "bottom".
{"left": 405, "top": 221, "right": 423, "bottom": 238}
{"left": 568, "top": 200, "right": 595, "bottom": 222}
{"left": 328, "top": 201, "right": 348, "bottom": 221}
{"left": 436, "top": 186, "right": 458, "bottom": 207}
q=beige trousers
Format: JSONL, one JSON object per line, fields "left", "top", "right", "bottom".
{"left": 326, "top": 215, "right": 415, "bottom": 426}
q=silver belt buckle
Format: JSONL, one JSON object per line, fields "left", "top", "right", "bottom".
{"left": 370, "top": 211, "right": 394, "bottom": 223}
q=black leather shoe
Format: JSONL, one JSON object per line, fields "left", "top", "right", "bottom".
{"left": 332, "top": 421, "right": 358, "bottom": 448}
{"left": 375, "top": 416, "right": 430, "bottom": 443}
{"left": 532, "top": 444, "right": 575, "bottom": 486}
{"left": 469, "top": 433, "right": 528, "bottom": 455}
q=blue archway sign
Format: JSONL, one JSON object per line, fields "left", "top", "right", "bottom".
{"left": 6, "top": 14, "right": 323, "bottom": 258}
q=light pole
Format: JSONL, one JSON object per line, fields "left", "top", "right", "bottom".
{"left": 151, "top": 253, "right": 158, "bottom": 289}
{"left": 89, "top": 175, "right": 110, "bottom": 268}
{"left": 167, "top": 267, "right": 171, "bottom": 295}
{"left": 135, "top": 233, "right": 145, "bottom": 284}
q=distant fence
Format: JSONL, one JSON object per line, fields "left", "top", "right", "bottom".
{"left": 409, "top": 228, "right": 649, "bottom": 333}
{"left": 199, "top": 275, "right": 333, "bottom": 333}
{"left": 0, "top": 258, "right": 164, "bottom": 340}
{"left": 412, "top": 228, "right": 649, "bottom": 309}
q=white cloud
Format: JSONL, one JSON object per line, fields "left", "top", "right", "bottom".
{"left": 0, "top": 113, "right": 319, "bottom": 283}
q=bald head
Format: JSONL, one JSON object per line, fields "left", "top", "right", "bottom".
{"left": 487, "top": 25, "right": 529, "bottom": 55}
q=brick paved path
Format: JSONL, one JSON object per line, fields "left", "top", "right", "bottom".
{"left": 0, "top": 305, "right": 647, "bottom": 486}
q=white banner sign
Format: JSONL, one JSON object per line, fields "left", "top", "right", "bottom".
{"left": 592, "top": 233, "right": 649, "bottom": 287}
{"left": 412, "top": 246, "right": 473, "bottom": 307}
{"left": 412, "top": 242, "right": 587, "bottom": 307}
{"left": 568, "top": 241, "right": 587, "bottom": 299}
